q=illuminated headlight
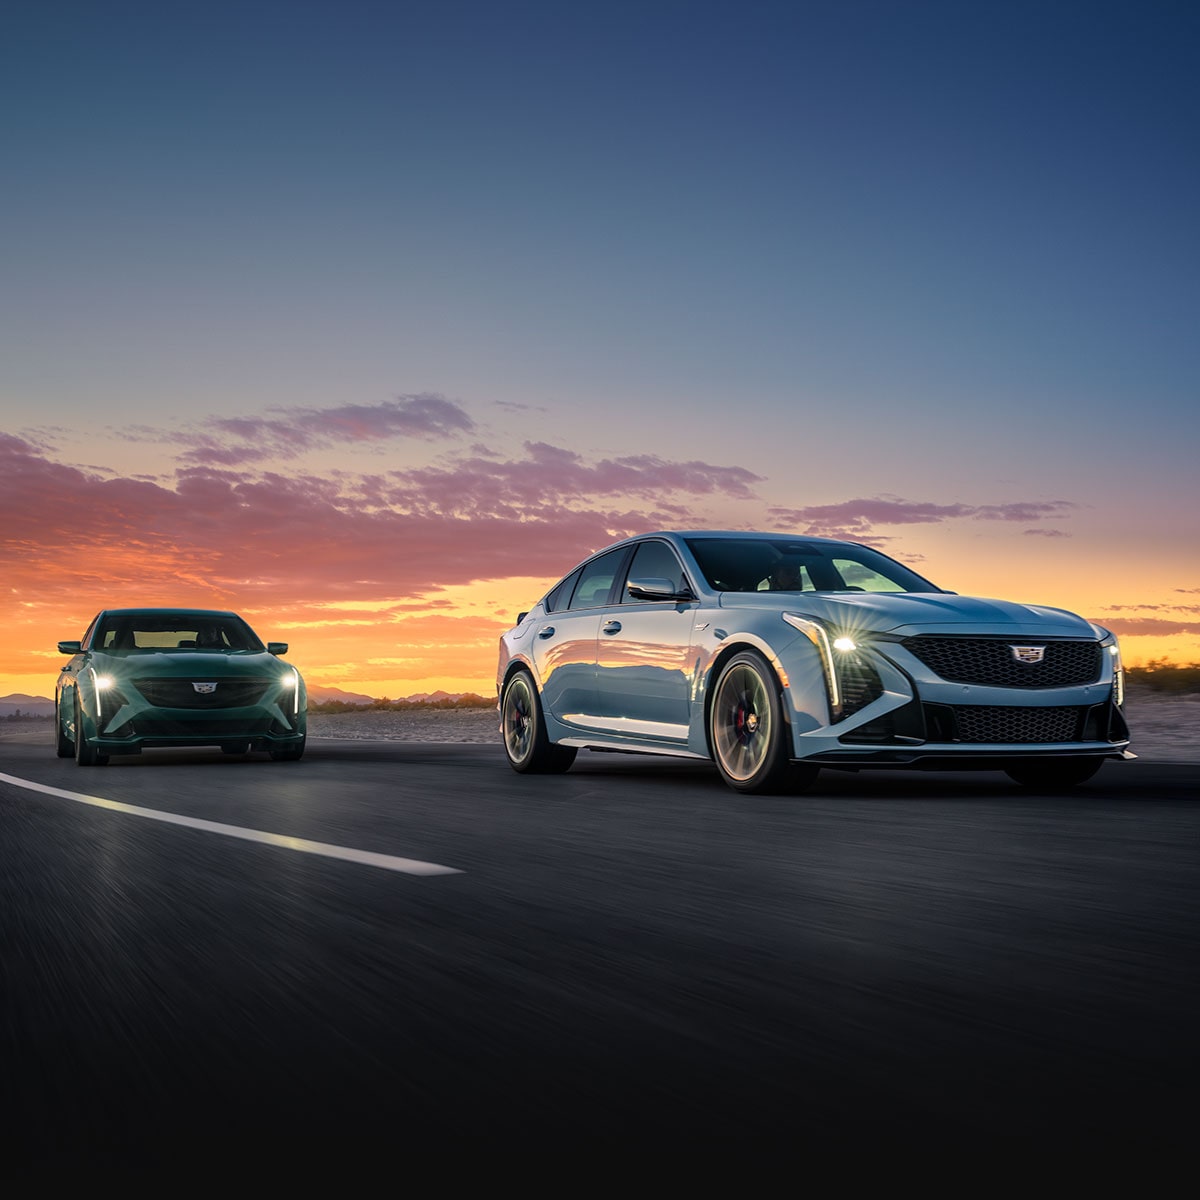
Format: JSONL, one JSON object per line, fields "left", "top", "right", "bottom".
{"left": 93, "top": 674, "right": 114, "bottom": 690}
{"left": 280, "top": 668, "right": 301, "bottom": 716}
{"left": 782, "top": 613, "right": 842, "bottom": 715}
{"left": 1100, "top": 635, "right": 1125, "bottom": 707}
{"left": 832, "top": 636, "right": 857, "bottom": 653}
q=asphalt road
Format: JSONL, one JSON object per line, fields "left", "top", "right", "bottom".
{"left": 2, "top": 734, "right": 1198, "bottom": 1172}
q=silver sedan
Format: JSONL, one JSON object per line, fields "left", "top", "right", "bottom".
{"left": 496, "top": 530, "right": 1132, "bottom": 794}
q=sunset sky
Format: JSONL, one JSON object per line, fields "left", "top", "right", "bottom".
{"left": 3, "top": 0, "right": 1198, "bottom": 701}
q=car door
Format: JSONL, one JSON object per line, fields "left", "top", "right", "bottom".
{"left": 593, "top": 539, "right": 699, "bottom": 742}
{"left": 529, "top": 547, "right": 630, "bottom": 730}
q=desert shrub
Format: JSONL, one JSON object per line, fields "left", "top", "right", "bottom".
{"left": 307, "top": 692, "right": 495, "bottom": 714}
{"left": 1125, "top": 660, "right": 1200, "bottom": 694}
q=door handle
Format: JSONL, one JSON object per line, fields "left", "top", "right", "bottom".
{"left": 538, "top": 626, "right": 555, "bottom": 639}
{"left": 602, "top": 620, "right": 622, "bottom": 634}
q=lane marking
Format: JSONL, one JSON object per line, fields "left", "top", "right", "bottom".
{"left": 0, "top": 771, "right": 463, "bottom": 876}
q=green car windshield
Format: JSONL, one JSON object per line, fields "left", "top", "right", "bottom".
{"left": 92, "top": 615, "right": 265, "bottom": 653}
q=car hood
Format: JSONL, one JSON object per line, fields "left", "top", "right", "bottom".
{"left": 722, "top": 591, "right": 1100, "bottom": 638}
{"left": 89, "top": 650, "right": 292, "bottom": 677}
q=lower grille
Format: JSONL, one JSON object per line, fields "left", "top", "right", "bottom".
{"left": 944, "top": 705, "right": 1080, "bottom": 743}
{"left": 129, "top": 718, "right": 274, "bottom": 738}
{"left": 839, "top": 700, "right": 1117, "bottom": 748}
{"left": 132, "top": 678, "right": 269, "bottom": 708}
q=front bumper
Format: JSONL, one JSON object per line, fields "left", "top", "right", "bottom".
{"left": 785, "top": 639, "right": 1131, "bottom": 770}
{"left": 93, "top": 702, "right": 306, "bottom": 753}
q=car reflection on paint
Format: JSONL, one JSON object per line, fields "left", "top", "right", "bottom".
{"left": 496, "top": 531, "right": 1132, "bottom": 794}
{"left": 55, "top": 608, "right": 306, "bottom": 765}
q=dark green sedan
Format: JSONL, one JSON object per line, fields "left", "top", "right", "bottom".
{"left": 55, "top": 608, "right": 307, "bottom": 765}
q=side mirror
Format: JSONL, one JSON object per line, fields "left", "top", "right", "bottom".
{"left": 626, "top": 576, "right": 695, "bottom": 602}
{"left": 516, "top": 612, "right": 528, "bottom": 623}
{"left": 267, "top": 642, "right": 289, "bottom": 655}
{"left": 57, "top": 640, "right": 82, "bottom": 654}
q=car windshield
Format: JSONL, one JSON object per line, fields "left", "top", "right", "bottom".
{"left": 93, "top": 615, "right": 264, "bottom": 653}
{"left": 683, "top": 537, "right": 941, "bottom": 594}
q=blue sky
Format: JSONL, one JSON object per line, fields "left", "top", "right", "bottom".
{"left": 2, "top": 0, "right": 1198, "bottom": 694}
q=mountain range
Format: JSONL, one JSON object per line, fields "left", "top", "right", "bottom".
{"left": 0, "top": 694, "right": 55, "bottom": 717}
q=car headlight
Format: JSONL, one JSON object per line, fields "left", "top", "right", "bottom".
{"left": 280, "top": 668, "right": 301, "bottom": 716}
{"left": 782, "top": 613, "right": 845, "bottom": 716}
{"left": 1098, "top": 631, "right": 1125, "bottom": 707}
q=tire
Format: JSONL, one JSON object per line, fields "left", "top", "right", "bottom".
{"left": 73, "top": 695, "right": 109, "bottom": 766}
{"left": 55, "top": 699, "right": 74, "bottom": 758}
{"left": 501, "top": 668, "right": 577, "bottom": 774}
{"left": 709, "top": 649, "right": 796, "bottom": 794}
{"left": 1004, "top": 757, "right": 1105, "bottom": 789}
{"left": 269, "top": 736, "right": 306, "bottom": 762}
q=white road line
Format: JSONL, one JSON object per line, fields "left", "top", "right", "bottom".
{"left": 0, "top": 771, "right": 463, "bottom": 876}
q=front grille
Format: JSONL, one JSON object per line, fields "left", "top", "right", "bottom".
{"left": 945, "top": 705, "right": 1080, "bottom": 743}
{"left": 904, "top": 636, "right": 1101, "bottom": 688}
{"left": 130, "top": 718, "right": 274, "bottom": 738}
{"left": 132, "top": 678, "right": 270, "bottom": 708}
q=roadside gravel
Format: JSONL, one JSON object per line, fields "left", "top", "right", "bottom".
{"left": 306, "top": 686, "right": 1199, "bottom": 762}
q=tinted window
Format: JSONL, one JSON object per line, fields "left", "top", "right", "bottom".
{"left": 684, "top": 537, "right": 939, "bottom": 594}
{"left": 95, "top": 614, "right": 265, "bottom": 653}
{"left": 830, "top": 557, "right": 909, "bottom": 593}
{"left": 621, "top": 540, "right": 690, "bottom": 602}
{"left": 568, "top": 548, "right": 628, "bottom": 609}
{"left": 544, "top": 569, "right": 581, "bottom": 614}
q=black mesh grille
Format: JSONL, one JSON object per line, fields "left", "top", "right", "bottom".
{"left": 837, "top": 656, "right": 884, "bottom": 717}
{"left": 98, "top": 687, "right": 129, "bottom": 729}
{"left": 130, "top": 718, "right": 274, "bottom": 737}
{"left": 904, "top": 637, "right": 1101, "bottom": 688}
{"left": 947, "top": 705, "right": 1081, "bottom": 743}
{"left": 132, "top": 678, "right": 270, "bottom": 708}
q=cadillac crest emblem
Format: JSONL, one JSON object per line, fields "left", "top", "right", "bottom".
{"left": 1010, "top": 646, "right": 1045, "bottom": 664}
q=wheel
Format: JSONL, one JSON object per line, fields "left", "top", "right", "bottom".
{"left": 709, "top": 649, "right": 795, "bottom": 794}
{"left": 501, "top": 669, "right": 577, "bottom": 774}
{"left": 55, "top": 698, "right": 74, "bottom": 757}
{"left": 221, "top": 742, "right": 250, "bottom": 755}
{"left": 269, "top": 736, "right": 306, "bottom": 762}
{"left": 1005, "top": 757, "right": 1105, "bottom": 789}
{"left": 73, "top": 695, "right": 109, "bottom": 766}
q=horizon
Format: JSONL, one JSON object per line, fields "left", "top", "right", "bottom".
{"left": 2, "top": 2, "right": 1197, "bottom": 695}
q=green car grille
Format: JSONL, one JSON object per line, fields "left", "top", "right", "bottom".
{"left": 131, "top": 678, "right": 271, "bottom": 708}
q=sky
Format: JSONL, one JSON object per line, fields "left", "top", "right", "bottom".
{"left": 2, "top": 0, "right": 1198, "bottom": 701}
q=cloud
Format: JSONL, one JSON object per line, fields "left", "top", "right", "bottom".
{"left": 1090, "top": 617, "right": 1199, "bottom": 637}
{"left": 1023, "top": 528, "right": 1071, "bottom": 537}
{"left": 1102, "top": 604, "right": 1200, "bottom": 615}
{"left": 0, "top": 433, "right": 753, "bottom": 618}
{"left": 177, "top": 393, "right": 475, "bottom": 465}
{"left": 766, "top": 495, "right": 1076, "bottom": 540}
{"left": 380, "top": 442, "right": 762, "bottom": 519}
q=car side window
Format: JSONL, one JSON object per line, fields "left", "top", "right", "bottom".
{"left": 830, "top": 558, "right": 906, "bottom": 592}
{"left": 544, "top": 569, "right": 581, "bottom": 614}
{"left": 621, "top": 540, "right": 690, "bottom": 602}
{"left": 568, "top": 548, "right": 628, "bottom": 609}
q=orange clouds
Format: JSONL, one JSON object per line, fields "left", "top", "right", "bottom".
{"left": 3, "top": 404, "right": 1198, "bottom": 703}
